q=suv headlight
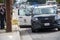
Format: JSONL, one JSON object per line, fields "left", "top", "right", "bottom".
{"left": 35, "top": 18, "right": 38, "bottom": 20}
{"left": 33, "top": 17, "right": 38, "bottom": 21}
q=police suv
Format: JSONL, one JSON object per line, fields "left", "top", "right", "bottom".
{"left": 31, "top": 5, "right": 60, "bottom": 32}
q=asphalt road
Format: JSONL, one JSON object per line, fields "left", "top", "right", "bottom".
{"left": 20, "top": 28, "right": 60, "bottom": 40}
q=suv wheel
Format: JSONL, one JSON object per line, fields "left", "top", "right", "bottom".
{"left": 58, "top": 28, "right": 60, "bottom": 31}
{"left": 32, "top": 29, "right": 35, "bottom": 32}
{"left": 31, "top": 25, "right": 35, "bottom": 32}
{"left": 31, "top": 22, "right": 36, "bottom": 32}
{"left": 32, "top": 28, "right": 38, "bottom": 32}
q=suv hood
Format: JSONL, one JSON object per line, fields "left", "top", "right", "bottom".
{"left": 33, "top": 14, "right": 56, "bottom": 17}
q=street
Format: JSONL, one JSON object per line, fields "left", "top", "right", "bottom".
{"left": 20, "top": 28, "right": 60, "bottom": 40}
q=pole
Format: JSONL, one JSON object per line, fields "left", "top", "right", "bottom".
{"left": 6, "top": 0, "right": 12, "bottom": 32}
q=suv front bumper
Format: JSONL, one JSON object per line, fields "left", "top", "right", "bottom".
{"left": 32, "top": 21, "right": 60, "bottom": 29}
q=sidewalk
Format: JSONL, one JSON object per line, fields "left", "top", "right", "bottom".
{"left": 0, "top": 30, "right": 21, "bottom": 40}
{"left": 20, "top": 28, "right": 32, "bottom": 40}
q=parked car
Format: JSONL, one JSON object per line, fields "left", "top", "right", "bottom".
{"left": 31, "top": 5, "right": 60, "bottom": 32}
{"left": 18, "top": 5, "right": 32, "bottom": 27}
{"left": 46, "top": 1, "right": 57, "bottom": 8}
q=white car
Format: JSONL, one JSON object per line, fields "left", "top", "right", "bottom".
{"left": 46, "top": 1, "right": 57, "bottom": 7}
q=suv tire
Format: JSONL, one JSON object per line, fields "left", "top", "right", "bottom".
{"left": 58, "top": 28, "right": 60, "bottom": 31}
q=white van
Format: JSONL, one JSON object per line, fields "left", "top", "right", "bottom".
{"left": 18, "top": 5, "right": 33, "bottom": 27}
{"left": 46, "top": 1, "right": 57, "bottom": 7}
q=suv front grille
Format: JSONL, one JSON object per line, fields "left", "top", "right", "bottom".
{"left": 38, "top": 16, "right": 55, "bottom": 23}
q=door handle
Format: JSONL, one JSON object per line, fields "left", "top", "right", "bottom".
{"left": 19, "top": 17, "right": 23, "bottom": 18}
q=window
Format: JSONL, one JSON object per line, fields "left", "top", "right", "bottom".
{"left": 33, "top": 7, "right": 56, "bottom": 15}
{"left": 19, "top": 8, "right": 26, "bottom": 16}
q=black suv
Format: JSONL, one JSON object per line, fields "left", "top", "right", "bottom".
{"left": 31, "top": 6, "right": 60, "bottom": 32}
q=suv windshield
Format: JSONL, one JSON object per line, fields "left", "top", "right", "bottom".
{"left": 47, "top": 2, "right": 56, "bottom": 5}
{"left": 33, "top": 7, "right": 56, "bottom": 15}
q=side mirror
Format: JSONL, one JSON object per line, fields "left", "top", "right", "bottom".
{"left": 25, "top": 13, "right": 34, "bottom": 17}
{"left": 25, "top": 13, "right": 31, "bottom": 16}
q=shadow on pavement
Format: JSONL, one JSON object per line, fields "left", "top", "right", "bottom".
{"left": 20, "top": 28, "right": 59, "bottom": 36}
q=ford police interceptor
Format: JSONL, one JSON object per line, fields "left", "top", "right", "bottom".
{"left": 31, "top": 5, "right": 60, "bottom": 32}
